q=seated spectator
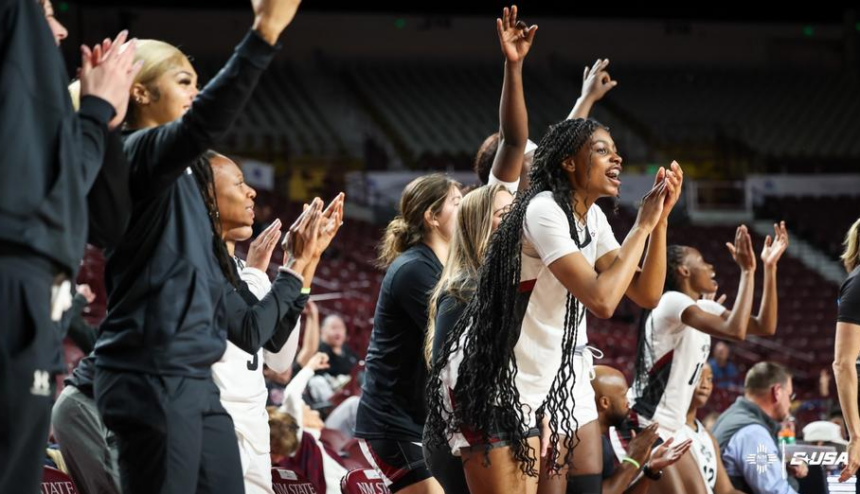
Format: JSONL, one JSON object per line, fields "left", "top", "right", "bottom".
{"left": 318, "top": 314, "right": 359, "bottom": 378}
{"left": 712, "top": 362, "right": 801, "bottom": 494}
{"left": 272, "top": 352, "right": 346, "bottom": 494}
{"left": 593, "top": 365, "right": 691, "bottom": 494}
{"left": 709, "top": 341, "right": 741, "bottom": 391}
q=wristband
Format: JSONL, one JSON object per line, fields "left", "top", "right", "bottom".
{"left": 301, "top": 287, "right": 311, "bottom": 295}
{"left": 643, "top": 463, "right": 663, "bottom": 480}
{"left": 621, "top": 457, "right": 641, "bottom": 470}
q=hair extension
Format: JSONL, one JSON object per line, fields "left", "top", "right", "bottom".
{"left": 191, "top": 151, "right": 239, "bottom": 288}
{"left": 633, "top": 245, "right": 687, "bottom": 396}
{"left": 425, "top": 118, "right": 605, "bottom": 477}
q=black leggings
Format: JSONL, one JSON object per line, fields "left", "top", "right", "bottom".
{"left": 422, "top": 426, "right": 470, "bottom": 494}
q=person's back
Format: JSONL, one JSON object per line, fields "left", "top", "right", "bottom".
{"left": 357, "top": 243, "right": 440, "bottom": 439}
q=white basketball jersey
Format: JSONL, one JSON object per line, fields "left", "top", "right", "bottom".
{"left": 684, "top": 419, "right": 718, "bottom": 492}
{"left": 212, "top": 263, "right": 300, "bottom": 455}
{"left": 628, "top": 292, "right": 725, "bottom": 436}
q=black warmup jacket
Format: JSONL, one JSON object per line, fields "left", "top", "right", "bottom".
{"left": 0, "top": 0, "right": 114, "bottom": 276}
{"left": 94, "top": 31, "right": 301, "bottom": 378}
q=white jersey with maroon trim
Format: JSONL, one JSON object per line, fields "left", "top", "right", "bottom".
{"left": 628, "top": 292, "right": 725, "bottom": 437}
{"left": 440, "top": 193, "right": 619, "bottom": 442}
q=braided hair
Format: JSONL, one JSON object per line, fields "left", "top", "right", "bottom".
{"left": 191, "top": 151, "right": 239, "bottom": 288}
{"left": 633, "top": 245, "right": 687, "bottom": 396}
{"left": 425, "top": 118, "right": 606, "bottom": 476}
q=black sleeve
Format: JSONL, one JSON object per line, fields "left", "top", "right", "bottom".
{"left": 123, "top": 31, "right": 279, "bottom": 197}
{"left": 391, "top": 259, "right": 438, "bottom": 330}
{"left": 432, "top": 295, "right": 466, "bottom": 364}
{"left": 76, "top": 95, "right": 115, "bottom": 191}
{"left": 86, "top": 130, "right": 131, "bottom": 249}
{"left": 838, "top": 272, "right": 860, "bottom": 325}
{"left": 224, "top": 270, "right": 304, "bottom": 354}
{"left": 263, "top": 293, "right": 309, "bottom": 353}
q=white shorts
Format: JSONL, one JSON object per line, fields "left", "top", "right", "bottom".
{"left": 442, "top": 350, "right": 599, "bottom": 454}
{"left": 237, "top": 432, "right": 274, "bottom": 494}
{"left": 564, "top": 352, "right": 599, "bottom": 429}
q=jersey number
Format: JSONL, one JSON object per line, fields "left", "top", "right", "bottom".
{"left": 247, "top": 354, "right": 258, "bottom": 371}
{"left": 688, "top": 362, "right": 704, "bottom": 386}
{"left": 704, "top": 465, "right": 715, "bottom": 485}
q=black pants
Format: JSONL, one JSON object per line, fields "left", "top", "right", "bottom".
{"left": 0, "top": 259, "right": 61, "bottom": 493}
{"left": 95, "top": 369, "right": 244, "bottom": 494}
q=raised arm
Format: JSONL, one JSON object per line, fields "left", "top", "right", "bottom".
{"left": 294, "top": 300, "right": 320, "bottom": 368}
{"left": 490, "top": 6, "right": 537, "bottom": 185}
{"left": 681, "top": 225, "right": 757, "bottom": 342}
{"left": 747, "top": 222, "right": 789, "bottom": 336}
{"left": 568, "top": 58, "right": 618, "bottom": 120}
{"left": 549, "top": 179, "right": 667, "bottom": 319}
{"left": 77, "top": 31, "right": 140, "bottom": 191}
{"left": 125, "top": 0, "right": 301, "bottom": 194}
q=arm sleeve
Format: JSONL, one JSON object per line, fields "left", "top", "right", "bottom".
{"left": 838, "top": 273, "right": 860, "bottom": 325}
{"left": 224, "top": 269, "right": 304, "bottom": 354}
{"left": 523, "top": 194, "right": 579, "bottom": 266}
{"left": 262, "top": 293, "right": 309, "bottom": 354}
{"left": 279, "top": 366, "right": 315, "bottom": 439}
{"left": 391, "top": 259, "right": 439, "bottom": 330}
{"left": 432, "top": 295, "right": 467, "bottom": 364}
{"left": 488, "top": 171, "right": 519, "bottom": 195}
{"left": 86, "top": 130, "right": 132, "bottom": 249}
{"left": 264, "top": 319, "right": 301, "bottom": 373}
{"left": 76, "top": 95, "right": 115, "bottom": 191}
{"left": 123, "top": 31, "right": 279, "bottom": 196}
{"left": 727, "top": 426, "right": 799, "bottom": 494}
{"left": 240, "top": 266, "right": 273, "bottom": 300}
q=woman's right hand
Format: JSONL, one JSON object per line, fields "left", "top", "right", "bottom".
{"left": 634, "top": 169, "right": 668, "bottom": 233}
{"left": 726, "top": 225, "right": 756, "bottom": 273}
{"left": 496, "top": 5, "right": 538, "bottom": 64}
{"left": 251, "top": 0, "right": 303, "bottom": 45}
{"left": 282, "top": 198, "right": 322, "bottom": 271}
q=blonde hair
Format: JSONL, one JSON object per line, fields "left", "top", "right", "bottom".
{"left": 267, "top": 407, "right": 300, "bottom": 457}
{"left": 375, "top": 174, "right": 460, "bottom": 269}
{"left": 67, "top": 40, "right": 187, "bottom": 126}
{"left": 127, "top": 39, "right": 189, "bottom": 126}
{"left": 424, "top": 184, "right": 507, "bottom": 365}
{"left": 842, "top": 217, "right": 860, "bottom": 272}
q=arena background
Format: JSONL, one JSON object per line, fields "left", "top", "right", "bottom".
{"left": 57, "top": 0, "right": 860, "bottom": 451}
